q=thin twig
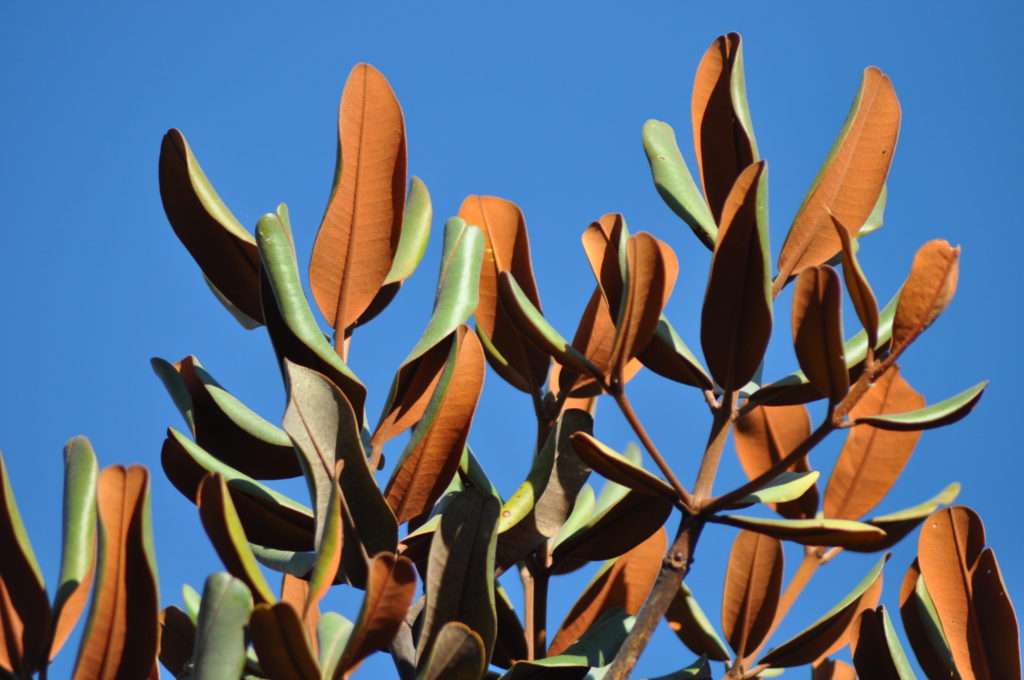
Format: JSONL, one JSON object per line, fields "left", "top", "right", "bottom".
{"left": 692, "top": 390, "right": 738, "bottom": 506}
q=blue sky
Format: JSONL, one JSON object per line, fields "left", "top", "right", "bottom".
{"left": 2, "top": 2, "right": 1021, "bottom": 677}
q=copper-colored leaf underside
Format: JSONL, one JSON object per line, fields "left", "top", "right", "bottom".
{"left": 721, "top": 530, "right": 783, "bottom": 659}
{"left": 899, "top": 559, "right": 959, "bottom": 680}
{"left": 310, "top": 63, "right": 407, "bottom": 336}
{"left": 250, "top": 602, "right": 320, "bottom": 680}
{"left": 812, "top": 659, "right": 857, "bottom": 680}
{"left": 372, "top": 334, "right": 452, "bottom": 454}
{"left": 701, "top": 161, "right": 772, "bottom": 390}
{"left": 776, "top": 67, "right": 900, "bottom": 285}
{"left": 832, "top": 215, "right": 879, "bottom": 348}
{"left": 551, "top": 491, "right": 673, "bottom": 565}
{"left": 734, "top": 403, "right": 817, "bottom": 519}
{"left": 459, "top": 195, "right": 549, "bottom": 392}
{"left": 609, "top": 233, "right": 671, "bottom": 380}
{"left": 549, "top": 528, "right": 666, "bottom": 656}
{"left": 281, "top": 574, "right": 320, "bottom": 654}
{"left": 337, "top": 552, "right": 417, "bottom": 678}
{"left": 891, "top": 239, "right": 960, "bottom": 357}
{"left": 385, "top": 327, "right": 485, "bottom": 524}
{"left": 824, "top": 367, "right": 923, "bottom": 520}
{"left": 791, "top": 266, "right": 848, "bottom": 402}
{"left": 73, "top": 466, "right": 159, "bottom": 680}
{"left": 692, "top": 32, "right": 757, "bottom": 222}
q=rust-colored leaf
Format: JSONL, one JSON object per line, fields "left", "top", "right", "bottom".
{"left": 665, "top": 583, "right": 731, "bottom": 662}
{"left": 734, "top": 404, "right": 818, "bottom": 520}
{"left": 336, "top": 553, "right": 417, "bottom": 677}
{"left": 701, "top": 161, "right": 772, "bottom": 390}
{"left": 72, "top": 466, "right": 159, "bottom": 680}
{"left": 551, "top": 490, "right": 673, "bottom": 566}
{"left": 492, "top": 584, "right": 528, "bottom": 668}
{"left": 158, "top": 606, "right": 195, "bottom": 678}
{"left": 385, "top": 326, "right": 485, "bottom": 524}
{"left": 824, "top": 368, "right": 923, "bottom": 520}
{"left": 792, "top": 266, "right": 849, "bottom": 402}
{"left": 692, "top": 32, "right": 758, "bottom": 222}
{"left": 548, "top": 528, "right": 666, "bottom": 656}
{"left": 776, "top": 67, "right": 900, "bottom": 287}
{"left": 569, "top": 432, "right": 675, "bottom": 500}
{"left": 918, "top": 505, "right": 1015, "bottom": 680}
{"left": 891, "top": 240, "right": 960, "bottom": 358}
{"left": 899, "top": 559, "right": 959, "bottom": 680}
{"left": 371, "top": 336, "right": 451, "bottom": 454}
{"left": 309, "top": 63, "right": 407, "bottom": 338}
{"left": 559, "top": 288, "right": 618, "bottom": 398}
{"left": 249, "top": 602, "right": 320, "bottom": 680}
{"left": 608, "top": 233, "right": 672, "bottom": 381}
{"left": 832, "top": 215, "right": 879, "bottom": 349}
{"left": 582, "top": 213, "right": 627, "bottom": 315}
{"left": 812, "top": 659, "right": 857, "bottom": 680}
{"left": 158, "top": 128, "right": 264, "bottom": 325}
{"left": 721, "top": 530, "right": 783, "bottom": 659}
{"left": 459, "top": 195, "right": 549, "bottom": 392}
{"left": 281, "top": 574, "right": 319, "bottom": 656}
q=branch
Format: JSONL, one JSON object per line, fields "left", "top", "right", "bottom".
{"left": 692, "top": 390, "right": 738, "bottom": 505}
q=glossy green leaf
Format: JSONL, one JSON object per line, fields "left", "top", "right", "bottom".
{"left": 853, "top": 381, "right": 986, "bottom": 431}
{"left": 725, "top": 471, "right": 821, "bottom": 510}
{"left": 711, "top": 515, "right": 885, "bottom": 547}
{"left": 551, "top": 488, "right": 673, "bottom": 565}
{"left": 498, "top": 271, "right": 602, "bottom": 377}
{"left": 552, "top": 485, "right": 596, "bottom": 551}
{"left": 417, "top": 621, "right": 486, "bottom": 680}
{"left": 317, "top": 611, "right": 353, "bottom": 679}
{"left": 162, "top": 428, "right": 315, "bottom": 551}
{"left": 250, "top": 546, "right": 318, "bottom": 580}
{"left": 192, "top": 573, "right": 254, "bottom": 680}
{"left": 158, "top": 128, "right": 264, "bottom": 326}
{"left": 182, "top": 584, "right": 201, "bottom": 622}
{"left": 50, "top": 436, "right": 99, "bottom": 659}
{"left": 759, "top": 554, "right": 886, "bottom": 667}
{"left": 419, "top": 489, "right": 500, "bottom": 666}
{"left": 665, "top": 583, "right": 730, "bottom": 662}
{"left": 641, "top": 120, "right": 718, "bottom": 250}
{"left": 499, "top": 609, "right": 634, "bottom": 679}
{"left": 637, "top": 315, "right": 713, "bottom": 390}
{"left": 569, "top": 432, "right": 675, "bottom": 500}
{"left": 460, "top": 446, "right": 501, "bottom": 500}
{"left": 197, "top": 473, "right": 277, "bottom": 605}
{"left": 257, "top": 204, "right": 367, "bottom": 421}
{"left": 857, "top": 185, "right": 887, "bottom": 237}
{"left": 845, "top": 483, "right": 960, "bottom": 554}
{"left": 496, "top": 410, "right": 593, "bottom": 569}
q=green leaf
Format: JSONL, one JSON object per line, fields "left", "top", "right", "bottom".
{"left": 759, "top": 554, "right": 887, "bottom": 667}
{"left": 637, "top": 315, "right": 713, "bottom": 390}
{"left": 710, "top": 515, "right": 885, "bottom": 547}
{"left": 498, "top": 271, "right": 602, "bottom": 377}
{"left": 249, "top": 545, "right": 318, "bottom": 579}
{"left": 317, "top": 611, "right": 353, "bottom": 679}
{"left": 857, "top": 184, "right": 887, "bottom": 237}
{"left": 568, "top": 432, "right": 675, "bottom": 500}
{"left": 665, "top": 583, "right": 730, "bottom": 662}
{"left": 417, "top": 621, "right": 486, "bottom": 680}
{"left": 192, "top": 573, "right": 254, "bottom": 680}
{"left": 499, "top": 609, "right": 634, "bottom": 679}
{"left": 845, "top": 482, "right": 960, "bottom": 553}
{"left": 551, "top": 489, "right": 673, "bottom": 565}
{"left": 852, "top": 606, "right": 917, "bottom": 680}
{"left": 49, "top": 436, "right": 99, "bottom": 658}
{"left": 725, "top": 471, "right": 820, "bottom": 510}
{"left": 641, "top": 120, "right": 718, "bottom": 250}
{"left": 853, "top": 381, "right": 987, "bottom": 431}
{"left": 257, "top": 204, "right": 367, "bottom": 421}
{"left": 182, "top": 584, "right": 202, "bottom": 622}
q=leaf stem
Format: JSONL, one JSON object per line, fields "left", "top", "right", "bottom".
{"left": 692, "top": 390, "right": 738, "bottom": 505}
{"left": 610, "top": 388, "right": 694, "bottom": 509}
{"left": 604, "top": 515, "right": 705, "bottom": 680}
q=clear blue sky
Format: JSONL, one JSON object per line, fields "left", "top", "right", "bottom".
{"left": 2, "top": 2, "right": 1021, "bottom": 677}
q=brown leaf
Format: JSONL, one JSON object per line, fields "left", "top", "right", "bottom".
{"left": 851, "top": 607, "right": 902, "bottom": 680}
{"left": 776, "top": 67, "right": 900, "bottom": 286}
{"left": 701, "top": 161, "right": 772, "bottom": 390}
{"left": 792, "top": 266, "right": 849, "bottom": 402}
{"left": 692, "top": 32, "right": 758, "bottom": 222}
{"left": 158, "top": 129, "right": 264, "bottom": 325}
{"left": 812, "top": 659, "right": 857, "bottom": 680}
{"left": 158, "top": 606, "right": 195, "bottom": 678}
{"left": 172, "top": 355, "right": 301, "bottom": 479}
{"left": 971, "top": 548, "right": 1020, "bottom": 679}
{"left": 72, "top": 466, "right": 159, "bottom": 680}
{"left": 721, "top": 530, "right": 783, "bottom": 660}
{"left": 549, "top": 528, "right": 666, "bottom": 656}
{"left": 559, "top": 289, "right": 618, "bottom": 398}
{"left": 492, "top": 585, "right": 528, "bottom": 668}
{"left": 385, "top": 326, "right": 485, "bottom": 524}
{"left": 281, "top": 574, "right": 319, "bottom": 656}
{"left": 608, "top": 233, "right": 672, "bottom": 381}
{"left": 309, "top": 63, "right": 407, "bottom": 337}
{"left": 918, "top": 505, "right": 1005, "bottom": 680}
{"left": 665, "top": 583, "right": 731, "bottom": 662}
{"left": 891, "top": 240, "right": 960, "bottom": 357}
{"left": 569, "top": 432, "right": 675, "bottom": 500}
{"left": 734, "top": 404, "right": 818, "bottom": 519}
{"left": 824, "top": 368, "right": 923, "bottom": 520}
{"left": 899, "top": 559, "right": 959, "bottom": 680}
{"left": 582, "top": 213, "right": 627, "bottom": 316}
{"left": 418, "top": 621, "right": 486, "bottom": 680}
{"left": 371, "top": 336, "right": 451, "bottom": 454}
{"left": 250, "top": 602, "right": 320, "bottom": 680}
{"left": 551, "top": 490, "right": 673, "bottom": 565}
{"left": 459, "top": 195, "right": 549, "bottom": 392}
{"left": 832, "top": 215, "right": 879, "bottom": 349}
{"left": 337, "top": 552, "right": 417, "bottom": 677}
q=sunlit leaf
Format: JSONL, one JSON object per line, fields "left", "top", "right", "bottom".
{"left": 637, "top": 316, "right": 713, "bottom": 391}
{"left": 191, "top": 573, "right": 253, "bottom": 680}
{"left": 642, "top": 120, "right": 718, "bottom": 250}
{"left": 692, "top": 32, "right": 759, "bottom": 223}
{"left": 721, "top": 530, "right": 782, "bottom": 659}
{"left": 851, "top": 606, "right": 916, "bottom": 680}
{"left": 726, "top": 471, "right": 820, "bottom": 510}
{"left": 711, "top": 515, "right": 885, "bottom": 547}
{"left": 499, "top": 609, "right": 634, "bottom": 679}
{"left": 844, "top": 482, "right": 960, "bottom": 554}
{"left": 666, "top": 583, "right": 730, "bottom": 662}
{"left": 317, "top": 611, "right": 354, "bottom": 680}
{"left": 609, "top": 233, "right": 673, "bottom": 382}
{"left": 569, "top": 431, "right": 675, "bottom": 500}
{"left": 812, "top": 659, "right": 857, "bottom": 680}
{"left": 759, "top": 554, "right": 886, "bottom": 667}
{"left": 701, "top": 161, "right": 772, "bottom": 390}
{"left": 776, "top": 67, "right": 900, "bottom": 287}
{"left": 832, "top": 215, "right": 879, "bottom": 349}
{"left": 310, "top": 63, "right": 407, "bottom": 339}
{"left": 281, "top": 573, "right": 320, "bottom": 653}
{"left": 73, "top": 466, "right": 159, "bottom": 680}
{"left": 552, "top": 489, "right": 673, "bottom": 565}
{"left": 792, "top": 266, "right": 848, "bottom": 401}
{"left": 158, "top": 128, "right": 264, "bottom": 326}
{"left": 891, "top": 239, "right": 960, "bottom": 358}
{"left": 853, "top": 380, "right": 986, "bottom": 431}
{"left": 734, "top": 404, "right": 818, "bottom": 519}
{"left": 824, "top": 368, "right": 923, "bottom": 520}
{"left": 899, "top": 559, "right": 958, "bottom": 679}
